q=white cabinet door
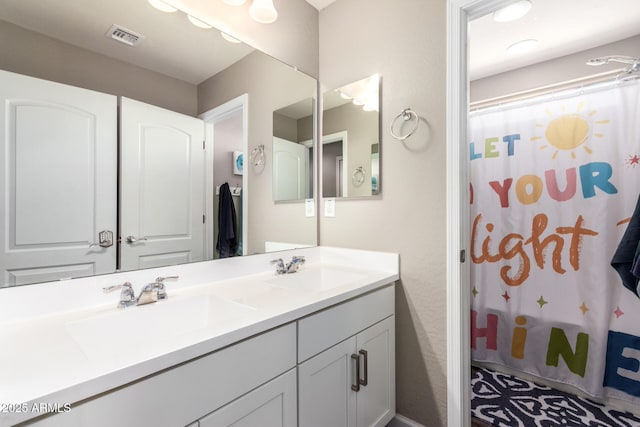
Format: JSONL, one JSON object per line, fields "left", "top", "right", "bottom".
{"left": 356, "top": 316, "right": 395, "bottom": 427}
{"left": 119, "top": 97, "right": 205, "bottom": 271}
{"left": 298, "top": 337, "right": 357, "bottom": 427}
{"left": 273, "top": 137, "right": 308, "bottom": 201}
{"left": 298, "top": 316, "right": 395, "bottom": 427}
{"left": 0, "top": 70, "right": 117, "bottom": 286}
{"left": 199, "top": 369, "right": 297, "bottom": 427}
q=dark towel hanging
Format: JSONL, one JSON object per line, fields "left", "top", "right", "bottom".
{"left": 611, "top": 193, "right": 640, "bottom": 299}
{"left": 216, "top": 182, "right": 238, "bottom": 258}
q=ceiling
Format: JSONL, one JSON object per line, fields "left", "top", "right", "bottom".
{"left": 469, "top": 0, "right": 640, "bottom": 80}
{"left": 305, "top": 0, "right": 640, "bottom": 81}
{"left": 4, "top": 0, "right": 638, "bottom": 85}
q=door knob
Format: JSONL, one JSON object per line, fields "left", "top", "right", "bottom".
{"left": 126, "top": 235, "right": 147, "bottom": 243}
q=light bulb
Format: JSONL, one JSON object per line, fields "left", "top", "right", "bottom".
{"left": 188, "top": 15, "right": 213, "bottom": 29}
{"left": 221, "top": 32, "right": 242, "bottom": 43}
{"left": 249, "top": 0, "right": 278, "bottom": 24}
{"left": 147, "top": 0, "right": 178, "bottom": 12}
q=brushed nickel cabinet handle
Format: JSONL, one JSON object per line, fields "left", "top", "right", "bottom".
{"left": 359, "top": 349, "right": 368, "bottom": 386}
{"left": 351, "top": 353, "right": 361, "bottom": 392}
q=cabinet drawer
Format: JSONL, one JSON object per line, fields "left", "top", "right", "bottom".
{"left": 27, "top": 323, "right": 296, "bottom": 427}
{"left": 297, "top": 284, "right": 394, "bottom": 362}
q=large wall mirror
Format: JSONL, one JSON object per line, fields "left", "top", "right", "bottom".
{"left": 322, "top": 75, "right": 380, "bottom": 198}
{"left": 0, "top": 0, "right": 317, "bottom": 287}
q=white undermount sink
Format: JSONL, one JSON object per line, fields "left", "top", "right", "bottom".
{"left": 263, "top": 266, "right": 367, "bottom": 292}
{"left": 65, "top": 295, "right": 255, "bottom": 362}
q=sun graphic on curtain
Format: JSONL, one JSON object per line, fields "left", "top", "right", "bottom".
{"left": 530, "top": 101, "right": 610, "bottom": 159}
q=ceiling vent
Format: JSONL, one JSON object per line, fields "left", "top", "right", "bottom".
{"left": 105, "top": 24, "right": 145, "bottom": 47}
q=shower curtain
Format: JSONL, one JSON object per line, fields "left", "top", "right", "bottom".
{"left": 469, "top": 79, "right": 640, "bottom": 405}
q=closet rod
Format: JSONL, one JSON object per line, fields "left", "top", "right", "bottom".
{"left": 470, "top": 68, "right": 636, "bottom": 112}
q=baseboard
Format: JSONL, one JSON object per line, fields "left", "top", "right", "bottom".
{"left": 387, "top": 414, "right": 427, "bottom": 427}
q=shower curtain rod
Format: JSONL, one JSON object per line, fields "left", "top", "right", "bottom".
{"left": 470, "top": 68, "right": 639, "bottom": 113}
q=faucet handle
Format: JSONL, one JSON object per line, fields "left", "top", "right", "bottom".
{"left": 103, "top": 282, "right": 136, "bottom": 309}
{"left": 271, "top": 258, "right": 286, "bottom": 274}
{"left": 150, "top": 276, "right": 179, "bottom": 300}
{"left": 291, "top": 255, "right": 306, "bottom": 264}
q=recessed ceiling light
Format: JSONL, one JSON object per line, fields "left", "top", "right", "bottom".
{"left": 506, "top": 39, "right": 538, "bottom": 55}
{"left": 147, "top": 0, "right": 178, "bottom": 13}
{"left": 493, "top": 0, "right": 532, "bottom": 23}
{"left": 187, "top": 15, "right": 213, "bottom": 29}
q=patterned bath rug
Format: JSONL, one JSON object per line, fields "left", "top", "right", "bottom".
{"left": 471, "top": 367, "right": 640, "bottom": 426}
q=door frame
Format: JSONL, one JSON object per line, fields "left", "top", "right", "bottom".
{"left": 200, "top": 94, "right": 249, "bottom": 258}
{"left": 446, "top": 0, "right": 515, "bottom": 425}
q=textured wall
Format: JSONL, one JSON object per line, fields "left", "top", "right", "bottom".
{"left": 319, "top": 0, "right": 448, "bottom": 425}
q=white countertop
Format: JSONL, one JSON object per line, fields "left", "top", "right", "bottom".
{"left": 0, "top": 247, "right": 398, "bottom": 426}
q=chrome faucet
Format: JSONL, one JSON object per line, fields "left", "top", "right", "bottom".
{"left": 103, "top": 276, "right": 179, "bottom": 308}
{"left": 137, "top": 276, "right": 179, "bottom": 305}
{"left": 103, "top": 282, "right": 137, "bottom": 309}
{"left": 271, "top": 256, "right": 306, "bottom": 274}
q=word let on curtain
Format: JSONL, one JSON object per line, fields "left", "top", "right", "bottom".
{"left": 470, "top": 79, "right": 640, "bottom": 405}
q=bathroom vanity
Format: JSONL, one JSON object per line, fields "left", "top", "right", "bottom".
{"left": 0, "top": 247, "right": 398, "bottom": 427}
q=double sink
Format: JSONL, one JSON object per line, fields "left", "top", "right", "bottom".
{"left": 64, "top": 266, "right": 366, "bottom": 362}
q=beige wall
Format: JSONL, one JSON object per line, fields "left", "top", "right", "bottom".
{"left": 319, "top": 0, "right": 448, "bottom": 425}
{"left": 0, "top": 20, "right": 198, "bottom": 116}
{"left": 471, "top": 34, "right": 640, "bottom": 103}
{"left": 198, "top": 51, "right": 318, "bottom": 255}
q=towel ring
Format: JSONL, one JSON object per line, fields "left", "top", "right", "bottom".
{"left": 249, "top": 145, "right": 265, "bottom": 167}
{"left": 352, "top": 166, "right": 366, "bottom": 186}
{"left": 390, "top": 108, "right": 419, "bottom": 141}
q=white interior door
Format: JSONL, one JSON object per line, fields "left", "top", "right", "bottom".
{"left": 120, "top": 97, "right": 205, "bottom": 271}
{"left": 273, "top": 137, "right": 308, "bottom": 200}
{"left": 0, "top": 70, "right": 117, "bottom": 286}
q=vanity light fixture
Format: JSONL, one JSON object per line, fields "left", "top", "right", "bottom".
{"left": 147, "top": 0, "right": 178, "bottom": 13}
{"left": 187, "top": 14, "right": 213, "bottom": 29}
{"left": 221, "top": 32, "right": 242, "bottom": 43}
{"left": 221, "top": 0, "right": 278, "bottom": 24}
{"left": 493, "top": 0, "right": 532, "bottom": 23}
{"left": 506, "top": 39, "right": 538, "bottom": 55}
{"left": 249, "top": 0, "right": 278, "bottom": 24}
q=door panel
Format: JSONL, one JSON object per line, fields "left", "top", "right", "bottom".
{"left": 298, "top": 337, "right": 357, "bottom": 427}
{"left": 273, "top": 137, "right": 308, "bottom": 201}
{"left": 356, "top": 316, "right": 395, "bottom": 427}
{"left": 119, "top": 97, "right": 204, "bottom": 271}
{"left": 0, "top": 70, "right": 117, "bottom": 286}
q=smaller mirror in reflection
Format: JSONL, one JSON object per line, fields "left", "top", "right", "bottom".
{"left": 272, "top": 98, "right": 315, "bottom": 202}
{"left": 322, "top": 74, "right": 380, "bottom": 198}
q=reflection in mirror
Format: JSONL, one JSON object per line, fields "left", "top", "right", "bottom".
{"left": 0, "top": 0, "right": 317, "bottom": 288}
{"left": 272, "top": 98, "right": 315, "bottom": 202}
{"left": 322, "top": 75, "right": 380, "bottom": 198}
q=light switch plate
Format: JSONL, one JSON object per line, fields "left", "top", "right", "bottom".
{"left": 324, "top": 198, "right": 336, "bottom": 217}
{"left": 305, "top": 199, "right": 315, "bottom": 217}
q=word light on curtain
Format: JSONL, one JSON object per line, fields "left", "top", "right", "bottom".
{"left": 222, "top": 0, "right": 278, "bottom": 24}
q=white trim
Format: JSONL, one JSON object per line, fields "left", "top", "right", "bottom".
{"left": 388, "top": 414, "right": 428, "bottom": 427}
{"left": 199, "top": 94, "right": 249, "bottom": 258}
{"left": 446, "top": 0, "right": 515, "bottom": 426}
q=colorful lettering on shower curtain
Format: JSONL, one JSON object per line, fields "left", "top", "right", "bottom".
{"left": 469, "top": 80, "right": 640, "bottom": 404}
